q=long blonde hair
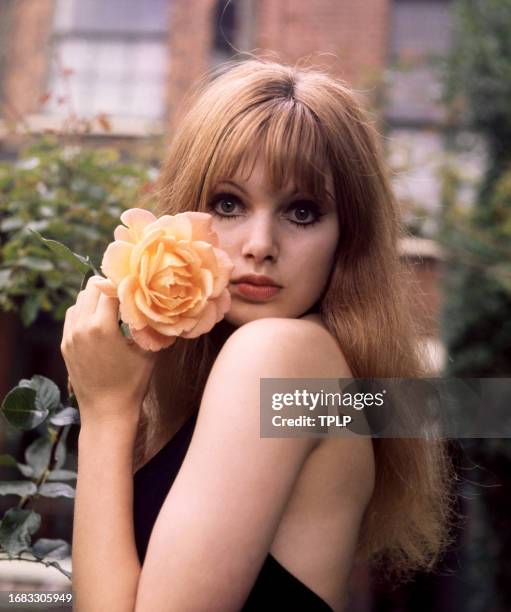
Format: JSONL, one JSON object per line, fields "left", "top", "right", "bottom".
{"left": 135, "top": 57, "right": 457, "bottom": 582}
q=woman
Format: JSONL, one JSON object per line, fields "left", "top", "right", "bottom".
{"left": 62, "top": 58, "right": 455, "bottom": 611}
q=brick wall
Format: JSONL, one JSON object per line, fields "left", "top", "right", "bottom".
{"left": 256, "top": 0, "right": 389, "bottom": 88}
{"left": 1, "top": 0, "right": 54, "bottom": 121}
{"left": 0, "top": 0, "right": 390, "bottom": 127}
{"left": 165, "top": 0, "right": 214, "bottom": 134}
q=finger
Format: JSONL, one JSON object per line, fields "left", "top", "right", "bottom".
{"left": 62, "top": 304, "right": 76, "bottom": 348}
{"left": 75, "top": 276, "right": 104, "bottom": 323}
{"left": 93, "top": 291, "right": 121, "bottom": 331}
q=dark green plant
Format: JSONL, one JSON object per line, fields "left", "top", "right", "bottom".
{"left": 440, "top": 2, "right": 511, "bottom": 611}
{"left": 441, "top": 0, "right": 511, "bottom": 376}
{"left": 0, "top": 134, "right": 155, "bottom": 325}
{"left": 444, "top": 0, "right": 511, "bottom": 174}
{"left": 0, "top": 374, "right": 79, "bottom": 579}
{"left": 0, "top": 130, "right": 154, "bottom": 580}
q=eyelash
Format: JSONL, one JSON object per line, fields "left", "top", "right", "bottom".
{"left": 206, "top": 192, "right": 326, "bottom": 228}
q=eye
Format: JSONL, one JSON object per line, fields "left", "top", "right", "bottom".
{"left": 207, "top": 192, "right": 243, "bottom": 218}
{"left": 286, "top": 201, "right": 325, "bottom": 227}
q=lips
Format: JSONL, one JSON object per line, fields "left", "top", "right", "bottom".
{"left": 232, "top": 274, "right": 281, "bottom": 287}
{"left": 233, "top": 283, "right": 281, "bottom": 301}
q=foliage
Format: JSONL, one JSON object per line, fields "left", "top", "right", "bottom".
{"left": 0, "top": 374, "right": 80, "bottom": 579}
{"left": 440, "top": 0, "right": 511, "bottom": 377}
{"left": 440, "top": 3, "right": 511, "bottom": 611}
{"left": 444, "top": 0, "right": 511, "bottom": 168}
{"left": 0, "top": 135, "right": 155, "bottom": 325}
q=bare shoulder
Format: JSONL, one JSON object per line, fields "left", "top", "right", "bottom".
{"left": 216, "top": 315, "right": 353, "bottom": 379}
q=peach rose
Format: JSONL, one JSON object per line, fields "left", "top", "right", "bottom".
{"left": 95, "top": 208, "right": 234, "bottom": 351}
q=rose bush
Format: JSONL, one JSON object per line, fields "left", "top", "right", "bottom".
{"left": 95, "top": 208, "right": 234, "bottom": 351}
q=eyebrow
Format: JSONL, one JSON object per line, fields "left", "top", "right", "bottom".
{"left": 218, "top": 179, "right": 301, "bottom": 198}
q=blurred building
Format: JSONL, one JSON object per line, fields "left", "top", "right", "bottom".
{"left": 0, "top": 0, "right": 464, "bottom": 365}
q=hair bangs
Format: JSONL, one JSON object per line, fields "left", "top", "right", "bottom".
{"left": 199, "top": 100, "right": 333, "bottom": 207}
{"left": 261, "top": 101, "right": 333, "bottom": 205}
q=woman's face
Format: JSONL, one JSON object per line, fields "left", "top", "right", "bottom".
{"left": 207, "top": 153, "right": 339, "bottom": 327}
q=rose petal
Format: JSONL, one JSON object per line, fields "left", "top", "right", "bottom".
{"left": 134, "top": 287, "right": 178, "bottom": 324}
{"left": 129, "top": 227, "right": 165, "bottom": 273}
{"left": 214, "top": 289, "right": 231, "bottom": 320}
{"left": 150, "top": 316, "right": 198, "bottom": 335}
{"left": 148, "top": 242, "right": 165, "bottom": 279}
{"left": 161, "top": 249, "right": 188, "bottom": 268}
{"left": 200, "top": 268, "right": 214, "bottom": 297}
{"left": 118, "top": 276, "right": 150, "bottom": 330}
{"left": 211, "top": 248, "right": 235, "bottom": 297}
{"left": 130, "top": 325, "right": 177, "bottom": 352}
{"left": 101, "top": 241, "right": 133, "bottom": 285}
{"left": 114, "top": 225, "right": 133, "bottom": 242}
{"left": 180, "top": 301, "right": 217, "bottom": 338}
{"left": 148, "top": 214, "right": 193, "bottom": 242}
{"left": 179, "top": 281, "right": 210, "bottom": 316}
{"left": 183, "top": 212, "right": 219, "bottom": 246}
{"left": 175, "top": 244, "right": 201, "bottom": 266}
{"left": 120, "top": 208, "right": 157, "bottom": 241}
{"left": 192, "top": 241, "right": 218, "bottom": 274}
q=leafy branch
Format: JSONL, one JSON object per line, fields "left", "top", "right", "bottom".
{"left": 0, "top": 374, "right": 80, "bottom": 580}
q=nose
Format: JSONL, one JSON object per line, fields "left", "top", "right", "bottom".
{"left": 241, "top": 213, "right": 279, "bottom": 264}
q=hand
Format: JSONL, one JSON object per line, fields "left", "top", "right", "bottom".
{"left": 60, "top": 276, "right": 158, "bottom": 427}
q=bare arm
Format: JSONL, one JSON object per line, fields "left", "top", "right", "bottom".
{"left": 60, "top": 276, "right": 157, "bottom": 611}
{"left": 72, "top": 409, "right": 141, "bottom": 612}
{"left": 134, "top": 318, "right": 353, "bottom": 611}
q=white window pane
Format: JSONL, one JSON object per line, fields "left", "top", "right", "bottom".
{"left": 73, "top": 79, "right": 97, "bottom": 115}
{"left": 95, "top": 42, "right": 128, "bottom": 77}
{"left": 128, "top": 81, "right": 165, "bottom": 118}
{"left": 391, "top": 1, "right": 452, "bottom": 56}
{"left": 53, "top": 0, "right": 76, "bottom": 31}
{"left": 54, "top": 39, "right": 93, "bottom": 73}
{"left": 132, "top": 42, "right": 167, "bottom": 78}
{"left": 71, "top": 0, "right": 169, "bottom": 33}
{"left": 91, "top": 82, "right": 124, "bottom": 115}
{"left": 45, "top": 74, "right": 67, "bottom": 114}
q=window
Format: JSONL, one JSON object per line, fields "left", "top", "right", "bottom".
{"left": 386, "top": 0, "right": 452, "bottom": 125}
{"left": 210, "top": 0, "right": 256, "bottom": 69}
{"left": 45, "top": 0, "right": 171, "bottom": 120}
{"left": 211, "top": 0, "right": 238, "bottom": 67}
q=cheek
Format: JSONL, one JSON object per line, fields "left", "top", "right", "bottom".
{"left": 212, "top": 226, "right": 236, "bottom": 257}
{"left": 295, "top": 228, "right": 338, "bottom": 281}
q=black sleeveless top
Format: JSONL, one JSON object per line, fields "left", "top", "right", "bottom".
{"left": 133, "top": 410, "right": 334, "bottom": 611}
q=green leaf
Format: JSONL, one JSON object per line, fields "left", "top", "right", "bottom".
{"left": 20, "top": 294, "right": 40, "bottom": 327}
{"left": 0, "top": 216, "right": 24, "bottom": 232}
{"left": 0, "top": 454, "right": 18, "bottom": 468}
{"left": 0, "top": 481, "right": 37, "bottom": 497}
{"left": 17, "top": 256, "right": 54, "bottom": 272}
{"left": 24, "top": 437, "right": 52, "bottom": 479}
{"left": 47, "top": 469, "right": 77, "bottom": 481}
{"left": 54, "top": 425, "right": 71, "bottom": 469}
{"left": 0, "top": 508, "right": 41, "bottom": 555}
{"left": 80, "top": 267, "right": 96, "bottom": 290}
{"left": 1, "top": 387, "right": 48, "bottom": 431}
{"left": 0, "top": 449, "right": 32, "bottom": 484}
{"left": 19, "top": 375, "right": 61, "bottom": 414}
{"left": 120, "top": 321, "right": 133, "bottom": 340}
{"left": 0, "top": 269, "right": 12, "bottom": 289}
{"left": 49, "top": 407, "right": 80, "bottom": 426}
{"left": 28, "top": 230, "right": 91, "bottom": 274}
{"left": 16, "top": 463, "right": 35, "bottom": 478}
{"left": 38, "top": 483, "right": 75, "bottom": 499}
{"left": 31, "top": 538, "right": 71, "bottom": 560}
